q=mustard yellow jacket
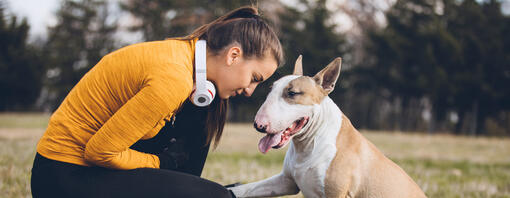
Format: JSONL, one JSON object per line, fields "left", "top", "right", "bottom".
{"left": 37, "top": 39, "right": 196, "bottom": 170}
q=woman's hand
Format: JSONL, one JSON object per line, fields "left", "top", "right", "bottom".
{"left": 157, "top": 137, "right": 190, "bottom": 170}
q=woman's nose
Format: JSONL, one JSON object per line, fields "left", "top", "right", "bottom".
{"left": 242, "top": 88, "right": 253, "bottom": 97}
{"left": 243, "top": 84, "right": 257, "bottom": 97}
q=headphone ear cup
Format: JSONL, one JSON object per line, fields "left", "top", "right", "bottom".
{"left": 191, "top": 81, "right": 216, "bottom": 107}
{"left": 204, "top": 80, "right": 216, "bottom": 100}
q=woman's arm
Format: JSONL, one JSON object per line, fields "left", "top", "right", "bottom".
{"left": 84, "top": 64, "right": 192, "bottom": 170}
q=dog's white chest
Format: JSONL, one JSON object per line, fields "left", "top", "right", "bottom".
{"left": 284, "top": 139, "right": 338, "bottom": 198}
{"left": 292, "top": 158, "right": 334, "bottom": 197}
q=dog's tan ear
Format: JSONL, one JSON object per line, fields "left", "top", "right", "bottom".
{"left": 313, "top": 57, "right": 342, "bottom": 94}
{"left": 293, "top": 55, "right": 303, "bottom": 75}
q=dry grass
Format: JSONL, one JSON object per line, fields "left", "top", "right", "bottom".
{"left": 362, "top": 131, "right": 510, "bottom": 164}
{"left": 0, "top": 113, "right": 50, "bottom": 129}
{"left": 0, "top": 138, "right": 39, "bottom": 197}
{"left": 1, "top": 113, "right": 510, "bottom": 197}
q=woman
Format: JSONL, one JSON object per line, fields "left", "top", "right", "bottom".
{"left": 31, "top": 6, "right": 283, "bottom": 198}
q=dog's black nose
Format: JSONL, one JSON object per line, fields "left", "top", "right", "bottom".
{"left": 254, "top": 122, "right": 267, "bottom": 133}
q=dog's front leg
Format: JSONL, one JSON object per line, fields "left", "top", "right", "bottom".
{"left": 229, "top": 173, "right": 299, "bottom": 197}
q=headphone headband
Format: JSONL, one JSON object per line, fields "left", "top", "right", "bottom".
{"left": 195, "top": 40, "right": 207, "bottom": 91}
{"left": 191, "top": 40, "right": 216, "bottom": 107}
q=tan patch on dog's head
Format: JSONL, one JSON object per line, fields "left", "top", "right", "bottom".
{"left": 282, "top": 76, "right": 326, "bottom": 105}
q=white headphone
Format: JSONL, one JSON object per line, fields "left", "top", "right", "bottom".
{"left": 191, "top": 40, "right": 216, "bottom": 107}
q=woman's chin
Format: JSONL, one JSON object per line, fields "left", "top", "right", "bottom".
{"left": 219, "top": 93, "right": 231, "bottom": 100}
{"left": 220, "top": 91, "right": 238, "bottom": 99}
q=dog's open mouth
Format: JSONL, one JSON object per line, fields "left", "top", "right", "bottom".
{"left": 258, "top": 117, "right": 309, "bottom": 154}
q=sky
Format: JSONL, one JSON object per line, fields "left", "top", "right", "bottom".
{"left": 4, "top": 0, "right": 141, "bottom": 43}
{"left": 5, "top": 0, "right": 60, "bottom": 39}
{"left": 5, "top": 0, "right": 510, "bottom": 41}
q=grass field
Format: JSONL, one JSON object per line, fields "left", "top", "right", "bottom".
{"left": 0, "top": 113, "right": 509, "bottom": 197}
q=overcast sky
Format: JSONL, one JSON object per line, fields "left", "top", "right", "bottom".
{"left": 5, "top": 0, "right": 60, "bottom": 39}
{"left": 5, "top": 0, "right": 510, "bottom": 41}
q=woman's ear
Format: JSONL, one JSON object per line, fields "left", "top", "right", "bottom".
{"left": 226, "top": 46, "right": 242, "bottom": 66}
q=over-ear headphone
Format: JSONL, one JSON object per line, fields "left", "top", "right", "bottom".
{"left": 191, "top": 40, "right": 216, "bottom": 107}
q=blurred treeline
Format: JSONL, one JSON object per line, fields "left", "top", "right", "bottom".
{"left": 0, "top": 0, "right": 509, "bottom": 136}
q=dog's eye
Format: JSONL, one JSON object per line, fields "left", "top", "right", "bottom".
{"left": 288, "top": 90, "right": 300, "bottom": 97}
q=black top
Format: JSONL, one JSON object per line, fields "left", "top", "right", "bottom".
{"left": 130, "top": 99, "right": 210, "bottom": 176}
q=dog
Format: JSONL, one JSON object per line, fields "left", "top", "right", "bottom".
{"left": 229, "top": 56, "right": 427, "bottom": 198}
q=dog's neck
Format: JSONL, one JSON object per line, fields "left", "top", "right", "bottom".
{"left": 291, "top": 96, "right": 343, "bottom": 156}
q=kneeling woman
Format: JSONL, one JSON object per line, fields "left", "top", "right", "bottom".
{"left": 31, "top": 6, "right": 283, "bottom": 198}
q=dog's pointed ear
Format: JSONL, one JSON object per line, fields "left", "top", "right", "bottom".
{"left": 293, "top": 55, "right": 303, "bottom": 75}
{"left": 313, "top": 57, "right": 342, "bottom": 94}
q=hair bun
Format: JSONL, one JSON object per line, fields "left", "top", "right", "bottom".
{"left": 226, "top": 7, "right": 260, "bottom": 20}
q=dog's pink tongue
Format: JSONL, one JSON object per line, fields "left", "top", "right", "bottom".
{"left": 258, "top": 133, "right": 282, "bottom": 154}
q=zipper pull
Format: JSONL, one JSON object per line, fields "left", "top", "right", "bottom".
{"left": 170, "top": 115, "right": 176, "bottom": 127}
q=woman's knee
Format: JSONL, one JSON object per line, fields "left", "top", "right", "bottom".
{"left": 194, "top": 179, "right": 234, "bottom": 198}
{"left": 129, "top": 168, "right": 234, "bottom": 198}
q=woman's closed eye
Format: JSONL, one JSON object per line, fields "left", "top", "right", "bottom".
{"left": 252, "top": 75, "right": 263, "bottom": 83}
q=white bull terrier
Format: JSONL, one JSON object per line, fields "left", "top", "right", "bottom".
{"left": 229, "top": 56, "right": 427, "bottom": 198}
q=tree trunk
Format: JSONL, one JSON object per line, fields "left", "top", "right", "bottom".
{"left": 469, "top": 100, "right": 478, "bottom": 135}
{"left": 455, "top": 110, "right": 465, "bottom": 135}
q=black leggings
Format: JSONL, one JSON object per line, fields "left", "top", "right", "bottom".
{"left": 31, "top": 153, "right": 233, "bottom": 198}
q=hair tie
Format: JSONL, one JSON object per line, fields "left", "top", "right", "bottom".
{"left": 250, "top": 14, "right": 261, "bottom": 20}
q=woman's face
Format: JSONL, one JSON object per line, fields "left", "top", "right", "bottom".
{"left": 210, "top": 47, "right": 278, "bottom": 99}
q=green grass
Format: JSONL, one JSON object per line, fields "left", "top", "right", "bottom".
{"left": 1, "top": 113, "right": 510, "bottom": 197}
{"left": 203, "top": 153, "right": 510, "bottom": 198}
{"left": 396, "top": 159, "right": 510, "bottom": 197}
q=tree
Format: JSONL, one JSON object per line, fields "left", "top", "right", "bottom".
{"left": 120, "top": 0, "right": 256, "bottom": 41}
{"left": 445, "top": 0, "right": 510, "bottom": 135}
{"left": 43, "top": 0, "right": 117, "bottom": 110}
{"left": 0, "top": 0, "right": 43, "bottom": 111}
{"left": 363, "top": 0, "right": 510, "bottom": 134}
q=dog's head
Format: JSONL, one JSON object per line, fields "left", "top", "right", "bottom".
{"left": 254, "top": 55, "right": 342, "bottom": 153}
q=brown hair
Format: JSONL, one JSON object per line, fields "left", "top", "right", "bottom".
{"left": 180, "top": 6, "right": 284, "bottom": 148}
